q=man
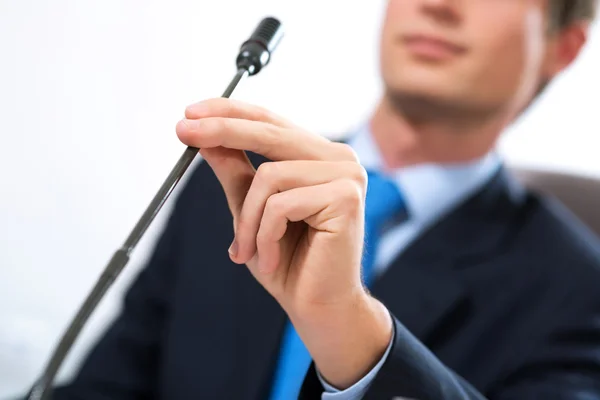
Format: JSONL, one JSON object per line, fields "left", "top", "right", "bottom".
{"left": 51, "top": 0, "right": 600, "bottom": 399}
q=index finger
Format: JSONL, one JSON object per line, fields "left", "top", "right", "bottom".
{"left": 176, "top": 117, "right": 357, "bottom": 162}
{"left": 185, "top": 98, "right": 296, "bottom": 129}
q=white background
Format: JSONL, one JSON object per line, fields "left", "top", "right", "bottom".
{"left": 0, "top": 0, "right": 598, "bottom": 397}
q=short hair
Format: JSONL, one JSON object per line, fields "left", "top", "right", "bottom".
{"left": 551, "top": 0, "right": 598, "bottom": 30}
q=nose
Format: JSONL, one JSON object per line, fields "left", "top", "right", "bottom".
{"left": 420, "top": 0, "right": 461, "bottom": 25}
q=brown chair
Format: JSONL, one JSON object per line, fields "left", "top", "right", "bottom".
{"left": 510, "top": 166, "right": 600, "bottom": 236}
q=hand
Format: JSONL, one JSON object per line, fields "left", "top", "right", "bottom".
{"left": 176, "top": 98, "right": 392, "bottom": 389}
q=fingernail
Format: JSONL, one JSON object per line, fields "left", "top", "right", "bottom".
{"left": 183, "top": 118, "right": 196, "bottom": 128}
{"left": 228, "top": 239, "right": 238, "bottom": 258}
{"left": 186, "top": 102, "right": 208, "bottom": 116}
{"left": 176, "top": 119, "right": 191, "bottom": 133}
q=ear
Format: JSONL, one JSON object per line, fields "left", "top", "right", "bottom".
{"left": 543, "top": 22, "right": 590, "bottom": 77}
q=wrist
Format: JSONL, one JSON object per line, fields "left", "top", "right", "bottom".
{"left": 288, "top": 290, "right": 393, "bottom": 389}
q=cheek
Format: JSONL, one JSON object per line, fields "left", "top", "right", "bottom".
{"left": 468, "top": 19, "right": 543, "bottom": 104}
{"left": 379, "top": 2, "right": 416, "bottom": 76}
{"left": 385, "top": 0, "right": 411, "bottom": 20}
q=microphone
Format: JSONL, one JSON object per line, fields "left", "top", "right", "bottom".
{"left": 26, "top": 16, "right": 283, "bottom": 400}
{"left": 237, "top": 16, "right": 284, "bottom": 75}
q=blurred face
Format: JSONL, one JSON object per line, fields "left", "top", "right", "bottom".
{"left": 379, "top": 0, "right": 558, "bottom": 117}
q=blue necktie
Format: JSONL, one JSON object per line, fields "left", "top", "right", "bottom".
{"left": 268, "top": 170, "right": 405, "bottom": 400}
{"left": 361, "top": 170, "right": 405, "bottom": 287}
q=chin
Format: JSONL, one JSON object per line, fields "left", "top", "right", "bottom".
{"left": 386, "top": 78, "right": 456, "bottom": 106}
{"left": 382, "top": 66, "right": 478, "bottom": 116}
{"left": 386, "top": 62, "right": 456, "bottom": 92}
{"left": 384, "top": 82, "right": 481, "bottom": 121}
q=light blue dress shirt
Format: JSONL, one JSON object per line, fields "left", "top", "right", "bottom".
{"left": 316, "top": 124, "right": 502, "bottom": 399}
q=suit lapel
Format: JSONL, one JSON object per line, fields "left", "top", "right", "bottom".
{"left": 371, "top": 256, "right": 466, "bottom": 343}
{"left": 370, "top": 167, "right": 525, "bottom": 343}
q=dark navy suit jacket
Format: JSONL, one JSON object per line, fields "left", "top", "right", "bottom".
{"left": 52, "top": 152, "right": 600, "bottom": 399}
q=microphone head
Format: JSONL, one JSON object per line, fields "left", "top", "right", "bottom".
{"left": 236, "top": 17, "right": 283, "bottom": 76}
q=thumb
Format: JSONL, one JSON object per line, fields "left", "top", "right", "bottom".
{"left": 200, "top": 147, "right": 255, "bottom": 227}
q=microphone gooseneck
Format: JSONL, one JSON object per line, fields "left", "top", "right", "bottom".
{"left": 26, "top": 16, "right": 283, "bottom": 400}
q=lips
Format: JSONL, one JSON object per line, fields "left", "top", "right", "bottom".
{"left": 401, "top": 34, "right": 467, "bottom": 60}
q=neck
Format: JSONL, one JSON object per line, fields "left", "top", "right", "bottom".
{"left": 369, "top": 94, "right": 511, "bottom": 169}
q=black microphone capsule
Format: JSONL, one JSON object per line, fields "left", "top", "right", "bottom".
{"left": 236, "top": 17, "right": 284, "bottom": 75}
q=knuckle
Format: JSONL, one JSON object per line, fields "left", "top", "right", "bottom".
{"left": 245, "top": 100, "right": 282, "bottom": 125}
{"left": 253, "top": 126, "right": 282, "bottom": 157}
{"left": 255, "top": 162, "right": 279, "bottom": 185}
{"left": 220, "top": 98, "right": 236, "bottom": 115}
{"left": 332, "top": 143, "right": 360, "bottom": 162}
{"left": 335, "top": 179, "right": 364, "bottom": 212}
{"left": 252, "top": 104, "right": 273, "bottom": 121}
{"left": 265, "top": 192, "right": 286, "bottom": 215}
{"left": 263, "top": 125, "right": 284, "bottom": 148}
{"left": 347, "top": 162, "right": 368, "bottom": 188}
{"left": 225, "top": 98, "right": 274, "bottom": 122}
{"left": 264, "top": 193, "right": 292, "bottom": 225}
{"left": 210, "top": 117, "right": 229, "bottom": 132}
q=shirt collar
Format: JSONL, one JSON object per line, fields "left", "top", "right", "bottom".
{"left": 347, "top": 123, "right": 502, "bottom": 229}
